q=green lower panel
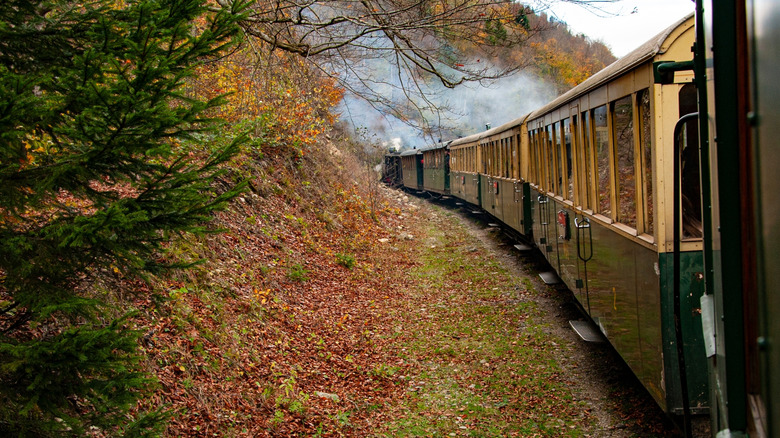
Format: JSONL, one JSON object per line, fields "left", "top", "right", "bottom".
{"left": 576, "top": 219, "right": 658, "bottom": 406}
{"left": 423, "top": 168, "right": 446, "bottom": 194}
{"left": 659, "top": 252, "right": 709, "bottom": 414}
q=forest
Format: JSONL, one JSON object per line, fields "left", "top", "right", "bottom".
{"left": 0, "top": 0, "right": 615, "bottom": 435}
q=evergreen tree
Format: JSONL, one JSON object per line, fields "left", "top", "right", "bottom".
{"left": 0, "top": 0, "right": 246, "bottom": 435}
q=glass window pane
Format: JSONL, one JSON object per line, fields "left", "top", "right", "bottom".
{"left": 594, "top": 105, "right": 611, "bottom": 216}
{"left": 614, "top": 96, "right": 637, "bottom": 228}
{"left": 514, "top": 135, "right": 520, "bottom": 179}
{"left": 553, "top": 122, "right": 564, "bottom": 196}
{"left": 640, "top": 89, "right": 654, "bottom": 235}
{"left": 529, "top": 130, "right": 539, "bottom": 185}
{"left": 546, "top": 125, "right": 555, "bottom": 192}
{"left": 582, "top": 111, "right": 593, "bottom": 210}
{"left": 505, "top": 140, "right": 510, "bottom": 178}
{"left": 563, "top": 118, "right": 573, "bottom": 200}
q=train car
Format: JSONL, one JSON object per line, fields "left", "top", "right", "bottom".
{"left": 478, "top": 119, "right": 532, "bottom": 236}
{"left": 521, "top": 13, "right": 708, "bottom": 417}
{"left": 399, "top": 148, "right": 422, "bottom": 191}
{"left": 692, "top": 0, "right": 779, "bottom": 435}
{"left": 382, "top": 152, "right": 403, "bottom": 187}
{"left": 449, "top": 135, "right": 482, "bottom": 206}
{"left": 449, "top": 119, "right": 532, "bottom": 235}
{"left": 420, "top": 142, "right": 452, "bottom": 195}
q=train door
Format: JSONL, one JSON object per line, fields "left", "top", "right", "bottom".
{"left": 750, "top": 1, "right": 779, "bottom": 433}
{"left": 575, "top": 108, "right": 596, "bottom": 315}
{"left": 544, "top": 124, "right": 560, "bottom": 269}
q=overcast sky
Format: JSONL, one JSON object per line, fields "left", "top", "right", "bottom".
{"left": 532, "top": 0, "right": 695, "bottom": 57}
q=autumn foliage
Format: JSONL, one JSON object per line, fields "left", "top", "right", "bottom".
{"left": 190, "top": 49, "right": 343, "bottom": 154}
{"left": 0, "top": 0, "right": 618, "bottom": 435}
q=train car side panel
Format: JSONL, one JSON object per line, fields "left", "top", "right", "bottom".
{"left": 752, "top": 0, "right": 780, "bottom": 433}
{"left": 400, "top": 152, "right": 421, "bottom": 190}
{"left": 659, "top": 252, "right": 709, "bottom": 413}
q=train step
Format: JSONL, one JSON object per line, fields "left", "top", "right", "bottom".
{"left": 513, "top": 243, "right": 533, "bottom": 251}
{"left": 538, "top": 271, "right": 560, "bottom": 284}
{"left": 569, "top": 320, "right": 605, "bottom": 343}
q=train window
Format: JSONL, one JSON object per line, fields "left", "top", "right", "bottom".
{"left": 538, "top": 127, "right": 546, "bottom": 187}
{"left": 495, "top": 141, "right": 500, "bottom": 176}
{"left": 500, "top": 139, "right": 505, "bottom": 177}
{"left": 489, "top": 142, "right": 494, "bottom": 175}
{"left": 613, "top": 95, "right": 637, "bottom": 228}
{"left": 507, "top": 137, "right": 512, "bottom": 179}
{"left": 506, "top": 139, "right": 511, "bottom": 178}
{"left": 502, "top": 139, "right": 507, "bottom": 177}
{"left": 514, "top": 134, "right": 521, "bottom": 180}
{"left": 490, "top": 142, "right": 495, "bottom": 175}
{"left": 528, "top": 130, "right": 539, "bottom": 184}
{"left": 563, "top": 118, "right": 574, "bottom": 200}
{"left": 496, "top": 140, "right": 501, "bottom": 176}
{"left": 495, "top": 140, "right": 500, "bottom": 176}
{"left": 571, "top": 115, "right": 580, "bottom": 204}
{"left": 488, "top": 142, "right": 493, "bottom": 175}
{"left": 679, "top": 83, "right": 702, "bottom": 239}
{"left": 638, "top": 89, "right": 654, "bottom": 236}
{"left": 528, "top": 129, "right": 539, "bottom": 184}
{"left": 553, "top": 121, "right": 563, "bottom": 196}
{"left": 545, "top": 125, "right": 555, "bottom": 193}
{"left": 581, "top": 111, "right": 593, "bottom": 210}
{"left": 594, "top": 105, "right": 611, "bottom": 216}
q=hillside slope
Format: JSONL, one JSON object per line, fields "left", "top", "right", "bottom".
{"left": 130, "top": 136, "right": 419, "bottom": 435}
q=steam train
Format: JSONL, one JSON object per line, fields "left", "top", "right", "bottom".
{"left": 383, "top": 2, "right": 777, "bottom": 436}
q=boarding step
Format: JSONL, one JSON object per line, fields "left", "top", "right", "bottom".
{"left": 455, "top": 202, "right": 464, "bottom": 206}
{"left": 470, "top": 210, "right": 482, "bottom": 214}
{"left": 487, "top": 223, "right": 500, "bottom": 228}
{"left": 513, "top": 243, "right": 533, "bottom": 251}
{"left": 569, "top": 320, "right": 605, "bottom": 343}
{"left": 538, "top": 271, "right": 560, "bottom": 284}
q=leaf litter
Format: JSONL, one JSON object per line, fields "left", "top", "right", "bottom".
{"left": 132, "top": 148, "right": 688, "bottom": 436}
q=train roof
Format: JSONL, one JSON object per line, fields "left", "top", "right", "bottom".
{"left": 399, "top": 141, "right": 452, "bottom": 155}
{"left": 419, "top": 140, "right": 452, "bottom": 152}
{"left": 528, "top": 12, "right": 695, "bottom": 120}
{"left": 449, "top": 115, "right": 530, "bottom": 148}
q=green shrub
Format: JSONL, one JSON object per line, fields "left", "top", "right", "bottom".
{"left": 0, "top": 0, "right": 246, "bottom": 434}
{"left": 335, "top": 253, "right": 356, "bottom": 269}
{"left": 287, "top": 264, "right": 310, "bottom": 282}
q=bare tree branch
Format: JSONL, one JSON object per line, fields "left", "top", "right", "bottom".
{"left": 218, "top": 0, "right": 619, "bottom": 137}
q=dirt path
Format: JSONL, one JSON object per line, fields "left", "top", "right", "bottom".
{"left": 377, "top": 190, "right": 688, "bottom": 437}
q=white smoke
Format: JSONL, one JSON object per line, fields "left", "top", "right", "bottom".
{"left": 337, "top": 71, "right": 557, "bottom": 151}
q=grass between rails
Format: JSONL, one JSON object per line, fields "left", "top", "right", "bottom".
{"left": 376, "top": 205, "right": 595, "bottom": 437}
